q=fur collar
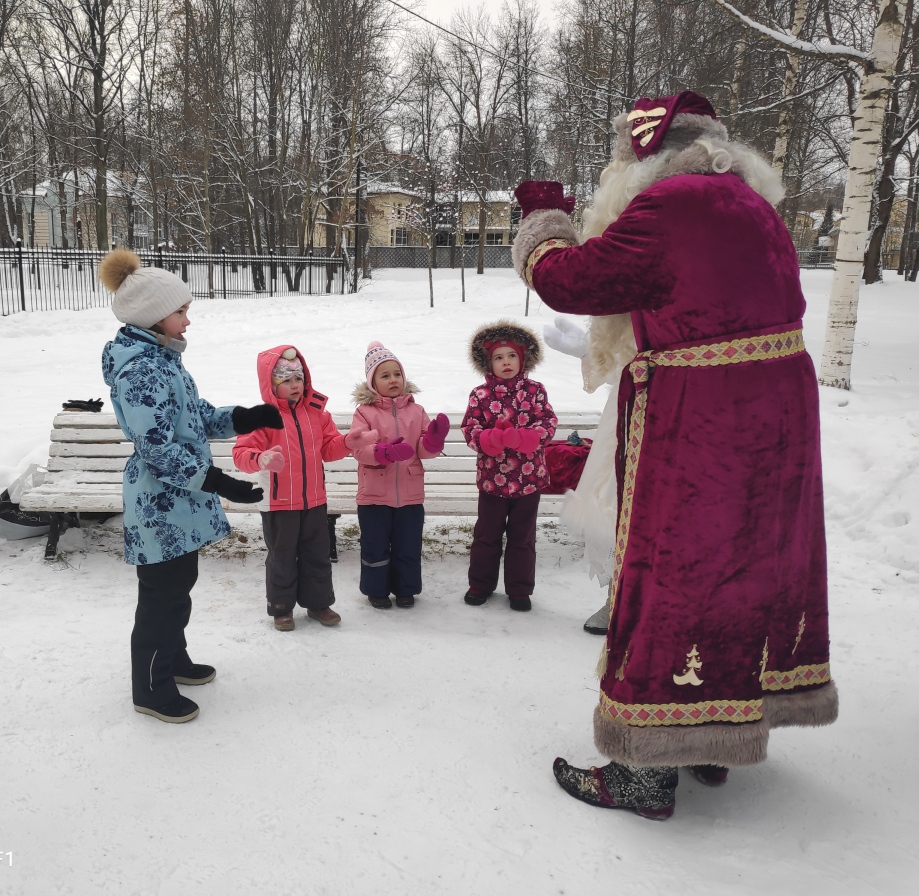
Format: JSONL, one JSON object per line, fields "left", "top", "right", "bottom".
{"left": 352, "top": 380, "right": 420, "bottom": 406}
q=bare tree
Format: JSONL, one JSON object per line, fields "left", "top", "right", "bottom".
{"left": 708, "top": 0, "right": 910, "bottom": 390}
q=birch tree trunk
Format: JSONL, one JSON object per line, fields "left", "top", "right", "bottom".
{"left": 771, "top": 0, "right": 809, "bottom": 177}
{"left": 819, "top": 0, "right": 908, "bottom": 389}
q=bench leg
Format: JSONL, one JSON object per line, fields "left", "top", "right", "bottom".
{"left": 44, "top": 514, "right": 64, "bottom": 560}
{"left": 327, "top": 513, "right": 340, "bottom": 562}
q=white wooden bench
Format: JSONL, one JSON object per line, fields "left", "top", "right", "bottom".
{"left": 19, "top": 411, "right": 600, "bottom": 559}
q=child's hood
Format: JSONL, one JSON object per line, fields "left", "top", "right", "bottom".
{"left": 256, "top": 345, "right": 327, "bottom": 411}
{"left": 102, "top": 326, "right": 163, "bottom": 387}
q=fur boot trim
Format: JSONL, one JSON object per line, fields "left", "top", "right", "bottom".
{"left": 352, "top": 380, "right": 420, "bottom": 406}
{"left": 511, "top": 209, "right": 578, "bottom": 282}
{"left": 468, "top": 320, "right": 543, "bottom": 375}
{"left": 762, "top": 681, "right": 838, "bottom": 729}
{"left": 593, "top": 705, "right": 769, "bottom": 767}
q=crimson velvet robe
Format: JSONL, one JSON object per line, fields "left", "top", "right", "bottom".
{"left": 530, "top": 172, "right": 835, "bottom": 767}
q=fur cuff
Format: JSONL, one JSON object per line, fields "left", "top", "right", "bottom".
{"left": 511, "top": 209, "right": 578, "bottom": 282}
{"left": 593, "top": 705, "right": 769, "bottom": 767}
{"left": 762, "top": 681, "right": 838, "bottom": 729}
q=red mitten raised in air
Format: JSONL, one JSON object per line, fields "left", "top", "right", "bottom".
{"left": 514, "top": 181, "right": 576, "bottom": 220}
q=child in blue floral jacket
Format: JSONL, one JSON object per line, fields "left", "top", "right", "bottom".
{"left": 100, "top": 250, "right": 282, "bottom": 724}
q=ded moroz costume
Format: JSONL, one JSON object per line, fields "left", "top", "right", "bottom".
{"left": 512, "top": 91, "right": 837, "bottom": 819}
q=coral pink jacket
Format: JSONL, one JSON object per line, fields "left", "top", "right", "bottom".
{"left": 349, "top": 383, "right": 439, "bottom": 507}
{"left": 233, "top": 345, "right": 349, "bottom": 511}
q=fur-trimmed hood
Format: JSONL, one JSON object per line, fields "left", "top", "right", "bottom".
{"left": 468, "top": 320, "right": 543, "bottom": 376}
{"left": 352, "top": 380, "right": 420, "bottom": 406}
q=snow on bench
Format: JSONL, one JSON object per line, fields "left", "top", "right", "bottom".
{"left": 19, "top": 411, "right": 600, "bottom": 559}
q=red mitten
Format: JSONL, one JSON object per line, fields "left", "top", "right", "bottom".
{"left": 478, "top": 428, "right": 503, "bottom": 457}
{"left": 373, "top": 437, "right": 415, "bottom": 465}
{"left": 514, "top": 181, "right": 576, "bottom": 220}
{"left": 516, "top": 428, "right": 542, "bottom": 455}
{"left": 422, "top": 413, "right": 449, "bottom": 453}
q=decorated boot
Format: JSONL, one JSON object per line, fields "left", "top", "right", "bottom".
{"left": 687, "top": 765, "right": 729, "bottom": 786}
{"left": 552, "top": 757, "right": 677, "bottom": 820}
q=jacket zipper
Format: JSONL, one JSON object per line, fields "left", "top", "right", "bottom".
{"left": 291, "top": 404, "right": 308, "bottom": 506}
{"left": 272, "top": 473, "right": 278, "bottom": 500}
{"left": 392, "top": 404, "right": 400, "bottom": 507}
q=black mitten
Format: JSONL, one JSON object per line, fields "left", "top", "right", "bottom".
{"left": 202, "top": 466, "right": 263, "bottom": 504}
{"left": 232, "top": 403, "right": 283, "bottom": 434}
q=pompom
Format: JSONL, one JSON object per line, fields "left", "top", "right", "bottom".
{"left": 281, "top": 348, "right": 298, "bottom": 360}
{"left": 99, "top": 249, "right": 141, "bottom": 293}
{"left": 367, "top": 340, "right": 383, "bottom": 350}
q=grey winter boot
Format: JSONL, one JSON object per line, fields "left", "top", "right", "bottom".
{"left": 552, "top": 758, "right": 678, "bottom": 820}
{"left": 583, "top": 599, "right": 610, "bottom": 635}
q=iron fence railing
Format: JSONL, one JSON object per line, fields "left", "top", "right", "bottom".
{"left": 367, "top": 245, "right": 513, "bottom": 269}
{"left": 0, "top": 243, "right": 350, "bottom": 316}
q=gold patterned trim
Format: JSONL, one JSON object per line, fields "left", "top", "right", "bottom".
{"left": 596, "top": 327, "right": 806, "bottom": 680}
{"left": 761, "top": 662, "right": 830, "bottom": 692}
{"left": 524, "top": 238, "right": 573, "bottom": 287}
{"left": 599, "top": 691, "right": 762, "bottom": 727}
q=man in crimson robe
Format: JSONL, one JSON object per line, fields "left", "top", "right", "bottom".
{"left": 512, "top": 91, "right": 838, "bottom": 820}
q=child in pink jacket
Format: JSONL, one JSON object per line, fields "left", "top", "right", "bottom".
{"left": 349, "top": 342, "right": 449, "bottom": 609}
{"left": 233, "top": 345, "right": 373, "bottom": 631}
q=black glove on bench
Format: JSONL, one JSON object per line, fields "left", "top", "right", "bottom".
{"left": 202, "top": 466, "right": 263, "bottom": 504}
{"left": 232, "top": 404, "right": 283, "bottom": 434}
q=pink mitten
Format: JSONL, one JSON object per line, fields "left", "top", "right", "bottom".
{"left": 258, "top": 449, "right": 285, "bottom": 472}
{"left": 516, "top": 428, "right": 542, "bottom": 455}
{"left": 344, "top": 428, "right": 379, "bottom": 451}
{"left": 422, "top": 413, "right": 450, "bottom": 453}
{"left": 373, "top": 437, "right": 415, "bottom": 465}
{"left": 478, "top": 428, "right": 503, "bottom": 457}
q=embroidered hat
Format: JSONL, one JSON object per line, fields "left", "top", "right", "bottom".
{"left": 271, "top": 348, "right": 304, "bottom": 385}
{"left": 364, "top": 341, "right": 405, "bottom": 391}
{"left": 100, "top": 249, "right": 193, "bottom": 329}
{"left": 628, "top": 90, "right": 718, "bottom": 160}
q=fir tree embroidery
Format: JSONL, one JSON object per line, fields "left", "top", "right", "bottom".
{"left": 673, "top": 644, "right": 704, "bottom": 686}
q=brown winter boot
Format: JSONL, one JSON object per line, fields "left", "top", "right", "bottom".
{"left": 307, "top": 607, "right": 341, "bottom": 626}
{"left": 274, "top": 613, "right": 295, "bottom": 631}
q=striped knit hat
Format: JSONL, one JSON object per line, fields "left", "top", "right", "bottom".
{"left": 364, "top": 341, "right": 405, "bottom": 391}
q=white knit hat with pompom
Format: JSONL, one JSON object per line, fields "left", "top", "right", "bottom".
{"left": 99, "top": 249, "right": 193, "bottom": 329}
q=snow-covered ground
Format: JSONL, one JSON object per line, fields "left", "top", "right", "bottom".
{"left": 0, "top": 268, "right": 916, "bottom": 895}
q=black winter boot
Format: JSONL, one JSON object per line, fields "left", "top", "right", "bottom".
{"left": 552, "top": 758, "right": 677, "bottom": 820}
{"left": 134, "top": 695, "right": 200, "bottom": 724}
{"left": 687, "top": 765, "right": 729, "bottom": 786}
{"left": 464, "top": 589, "right": 492, "bottom": 606}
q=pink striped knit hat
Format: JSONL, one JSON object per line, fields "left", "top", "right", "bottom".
{"left": 364, "top": 341, "right": 405, "bottom": 391}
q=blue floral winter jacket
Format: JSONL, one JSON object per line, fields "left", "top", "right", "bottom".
{"left": 102, "top": 325, "right": 237, "bottom": 565}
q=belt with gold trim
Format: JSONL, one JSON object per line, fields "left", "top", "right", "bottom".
{"left": 596, "top": 326, "right": 807, "bottom": 679}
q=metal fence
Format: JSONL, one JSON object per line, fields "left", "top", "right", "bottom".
{"left": 367, "top": 245, "right": 513, "bottom": 269}
{"left": 0, "top": 243, "right": 350, "bottom": 316}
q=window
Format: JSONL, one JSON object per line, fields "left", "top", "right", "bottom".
{"left": 485, "top": 233, "right": 503, "bottom": 246}
{"left": 391, "top": 227, "right": 407, "bottom": 246}
{"left": 435, "top": 231, "right": 452, "bottom": 247}
{"left": 463, "top": 232, "right": 479, "bottom": 245}
{"left": 511, "top": 206, "right": 522, "bottom": 226}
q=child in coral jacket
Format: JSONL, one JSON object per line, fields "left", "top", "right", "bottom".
{"left": 349, "top": 342, "right": 450, "bottom": 609}
{"left": 233, "top": 346, "right": 373, "bottom": 631}
{"left": 462, "top": 321, "right": 557, "bottom": 612}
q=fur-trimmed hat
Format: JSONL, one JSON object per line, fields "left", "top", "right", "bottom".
{"left": 613, "top": 90, "right": 727, "bottom": 165}
{"left": 100, "top": 249, "right": 193, "bottom": 329}
{"left": 469, "top": 320, "right": 542, "bottom": 376}
{"left": 364, "top": 341, "right": 405, "bottom": 391}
